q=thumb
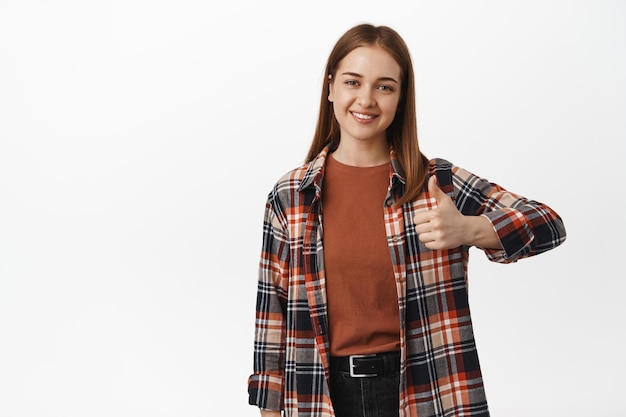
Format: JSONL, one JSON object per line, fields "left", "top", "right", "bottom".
{"left": 428, "top": 175, "right": 445, "bottom": 202}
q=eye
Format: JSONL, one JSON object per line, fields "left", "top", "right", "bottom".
{"left": 344, "top": 80, "right": 359, "bottom": 86}
{"left": 378, "top": 84, "right": 394, "bottom": 92}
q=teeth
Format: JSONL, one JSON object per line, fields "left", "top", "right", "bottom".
{"left": 352, "top": 112, "right": 375, "bottom": 120}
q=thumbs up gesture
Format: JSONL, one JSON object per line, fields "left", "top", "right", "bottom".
{"left": 413, "top": 175, "right": 470, "bottom": 250}
{"left": 414, "top": 175, "right": 502, "bottom": 251}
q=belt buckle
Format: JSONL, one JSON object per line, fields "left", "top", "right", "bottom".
{"left": 349, "top": 354, "right": 377, "bottom": 378}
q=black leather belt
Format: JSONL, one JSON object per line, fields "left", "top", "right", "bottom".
{"left": 330, "top": 351, "right": 400, "bottom": 378}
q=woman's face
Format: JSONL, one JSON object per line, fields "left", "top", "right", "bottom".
{"left": 329, "top": 45, "right": 402, "bottom": 147}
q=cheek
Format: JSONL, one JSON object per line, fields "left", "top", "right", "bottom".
{"left": 385, "top": 97, "right": 401, "bottom": 114}
{"left": 381, "top": 99, "right": 401, "bottom": 128}
{"left": 331, "top": 92, "right": 351, "bottom": 112}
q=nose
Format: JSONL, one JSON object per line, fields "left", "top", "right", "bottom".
{"left": 356, "top": 88, "right": 375, "bottom": 108}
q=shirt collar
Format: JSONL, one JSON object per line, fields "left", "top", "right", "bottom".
{"left": 298, "top": 146, "right": 329, "bottom": 192}
{"left": 298, "top": 145, "right": 406, "bottom": 192}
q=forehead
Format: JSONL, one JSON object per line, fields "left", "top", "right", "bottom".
{"left": 336, "top": 45, "right": 401, "bottom": 79}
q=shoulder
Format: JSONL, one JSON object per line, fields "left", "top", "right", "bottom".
{"left": 270, "top": 148, "right": 328, "bottom": 197}
{"left": 428, "top": 157, "right": 478, "bottom": 182}
{"left": 426, "top": 158, "right": 491, "bottom": 197}
{"left": 426, "top": 158, "right": 457, "bottom": 195}
{"left": 277, "top": 162, "right": 312, "bottom": 184}
{"left": 428, "top": 157, "right": 454, "bottom": 172}
{"left": 271, "top": 162, "right": 314, "bottom": 193}
{"left": 265, "top": 160, "right": 320, "bottom": 211}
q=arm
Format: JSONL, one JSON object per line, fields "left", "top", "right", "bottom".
{"left": 248, "top": 195, "right": 289, "bottom": 411}
{"left": 414, "top": 165, "right": 566, "bottom": 262}
{"left": 455, "top": 164, "right": 566, "bottom": 262}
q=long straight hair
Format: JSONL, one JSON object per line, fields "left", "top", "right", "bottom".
{"left": 305, "top": 24, "right": 429, "bottom": 206}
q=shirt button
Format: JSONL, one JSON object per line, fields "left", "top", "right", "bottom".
{"left": 392, "top": 236, "right": 399, "bottom": 242}
{"left": 386, "top": 199, "right": 393, "bottom": 206}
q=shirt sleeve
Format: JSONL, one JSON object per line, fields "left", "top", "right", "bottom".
{"left": 450, "top": 163, "right": 566, "bottom": 263}
{"left": 248, "top": 193, "right": 289, "bottom": 411}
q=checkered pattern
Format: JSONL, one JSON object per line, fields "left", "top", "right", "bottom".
{"left": 248, "top": 147, "right": 566, "bottom": 417}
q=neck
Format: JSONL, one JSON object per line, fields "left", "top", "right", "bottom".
{"left": 332, "top": 139, "right": 390, "bottom": 167}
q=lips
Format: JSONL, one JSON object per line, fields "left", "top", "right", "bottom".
{"left": 351, "top": 111, "right": 378, "bottom": 121}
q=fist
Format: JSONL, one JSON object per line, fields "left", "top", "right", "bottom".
{"left": 413, "top": 175, "right": 467, "bottom": 250}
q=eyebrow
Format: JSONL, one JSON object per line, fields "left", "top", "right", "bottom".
{"left": 340, "top": 72, "right": 399, "bottom": 84}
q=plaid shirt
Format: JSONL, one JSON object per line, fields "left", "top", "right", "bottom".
{"left": 248, "top": 147, "right": 566, "bottom": 417}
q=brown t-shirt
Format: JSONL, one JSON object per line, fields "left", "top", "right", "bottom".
{"left": 322, "top": 154, "right": 400, "bottom": 357}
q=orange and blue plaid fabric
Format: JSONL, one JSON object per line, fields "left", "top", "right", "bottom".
{"left": 248, "top": 147, "right": 566, "bottom": 417}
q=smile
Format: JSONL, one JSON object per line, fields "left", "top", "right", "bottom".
{"left": 351, "top": 111, "right": 378, "bottom": 120}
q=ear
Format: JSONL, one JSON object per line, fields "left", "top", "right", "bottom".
{"left": 327, "top": 74, "right": 334, "bottom": 102}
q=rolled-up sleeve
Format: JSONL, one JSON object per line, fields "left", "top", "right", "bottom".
{"left": 248, "top": 195, "right": 289, "bottom": 410}
{"left": 451, "top": 164, "right": 566, "bottom": 263}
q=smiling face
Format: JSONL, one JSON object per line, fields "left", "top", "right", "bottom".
{"left": 328, "top": 45, "right": 402, "bottom": 148}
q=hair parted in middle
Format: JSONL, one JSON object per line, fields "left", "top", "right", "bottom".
{"left": 305, "top": 23, "right": 429, "bottom": 206}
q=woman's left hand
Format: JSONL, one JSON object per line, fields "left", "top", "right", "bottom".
{"left": 413, "top": 175, "right": 468, "bottom": 250}
{"left": 413, "top": 176, "right": 501, "bottom": 251}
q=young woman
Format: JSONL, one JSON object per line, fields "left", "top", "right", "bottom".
{"left": 248, "top": 23, "right": 566, "bottom": 417}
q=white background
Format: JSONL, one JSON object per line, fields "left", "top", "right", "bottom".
{"left": 0, "top": 1, "right": 624, "bottom": 416}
